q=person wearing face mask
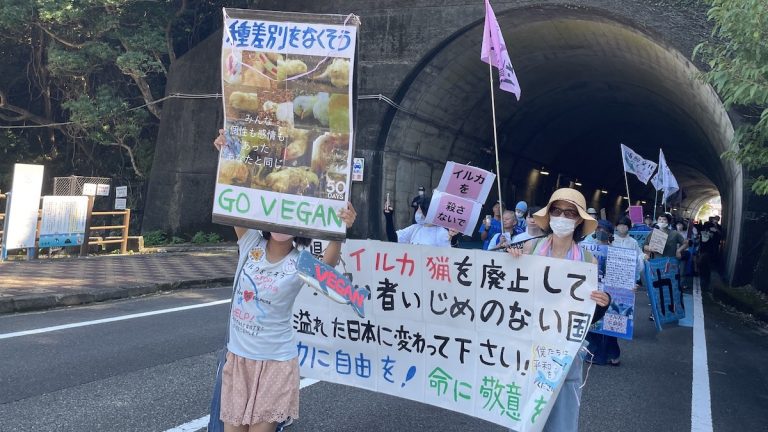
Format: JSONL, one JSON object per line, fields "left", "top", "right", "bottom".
{"left": 585, "top": 220, "right": 622, "bottom": 367}
{"left": 642, "top": 213, "right": 687, "bottom": 259}
{"left": 510, "top": 205, "right": 545, "bottom": 245}
{"left": 507, "top": 188, "right": 610, "bottom": 432}
{"left": 410, "top": 186, "right": 426, "bottom": 224}
{"left": 383, "top": 197, "right": 458, "bottom": 246}
{"left": 212, "top": 129, "right": 356, "bottom": 432}
{"left": 513, "top": 201, "right": 528, "bottom": 235}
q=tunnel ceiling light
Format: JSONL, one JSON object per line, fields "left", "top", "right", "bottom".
{"left": 600, "top": 189, "right": 608, "bottom": 194}
{"left": 641, "top": 200, "right": 647, "bottom": 204}
{"left": 539, "top": 167, "right": 549, "bottom": 176}
{"left": 574, "top": 180, "right": 582, "bottom": 186}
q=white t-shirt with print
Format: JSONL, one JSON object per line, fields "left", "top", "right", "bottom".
{"left": 227, "top": 229, "right": 303, "bottom": 361}
{"left": 396, "top": 224, "right": 451, "bottom": 246}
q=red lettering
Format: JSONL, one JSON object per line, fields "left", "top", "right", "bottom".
{"left": 349, "top": 248, "right": 366, "bottom": 271}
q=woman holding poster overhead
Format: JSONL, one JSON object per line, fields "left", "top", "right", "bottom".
{"left": 508, "top": 188, "right": 610, "bottom": 432}
{"left": 213, "top": 130, "right": 357, "bottom": 432}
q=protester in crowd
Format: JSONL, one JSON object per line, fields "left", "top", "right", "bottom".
{"left": 478, "top": 200, "right": 503, "bottom": 250}
{"left": 487, "top": 210, "right": 516, "bottom": 251}
{"left": 410, "top": 186, "right": 426, "bottom": 224}
{"left": 642, "top": 212, "right": 687, "bottom": 259}
{"left": 513, "top": 200, "right": 528, "bottom": 235}
{"left": 510, "top": 205, "right": 544, "bottom": 244}
{"left": 644, "top": 214, "right": 655, "bottom": 229}
{"left": 383, "top": 196, "right": 457, "bottom": 246}
{"left": 585, "top": 219, "right": 621, "bottom": 367}
{"left": 675, "top": 220, "right": 693, "bottom": 289}
{"left": 699, "top": 218, "right": 722, "bottom": 290}
{"left": 507, "top": 188, "right": 610, "bottom": 432}
{"left": 213, "top": 130, "right": 357, "bottom": 432}
{"left": 587, "top": 207, "right": 598, "bottom": 219}
{"left": 613, "top": 216, "right": 645, "bottom": 281}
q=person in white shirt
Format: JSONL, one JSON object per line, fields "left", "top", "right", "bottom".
{"left": 612, "top": 216, "right": 645, "bottom": 280}
{"left": 383, "top": 196, "right": 458, "bottom": 246}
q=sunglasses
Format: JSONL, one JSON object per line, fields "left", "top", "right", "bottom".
{"left": 549, "top": 206, "right": 579, "bottom": 219}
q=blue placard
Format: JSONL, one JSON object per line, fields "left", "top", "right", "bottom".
{"left": 628, "top": 229, "right": 650, "bottom": 248}
{"left": 38, "top": 233, "right": 84, "bottom": 248}
{"left": 590, "top": 286, "right": 635, "bottom": 340}
{"left": 644, "top": 257, "right": 685, "bottom": 331}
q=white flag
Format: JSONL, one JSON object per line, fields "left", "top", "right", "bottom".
{"left": 620, "top": 144, "right": 657, "bottom": 185}
{"left": 657, "top": 149, "right": 679, "bottom": 202}
{"left": 650, "top": 170, "right": 663, "bottom": 191}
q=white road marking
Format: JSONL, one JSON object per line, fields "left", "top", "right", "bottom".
{"left": 163, "top": 378, "right": 319, "bottom": 432}
{"left": 691, "top": 277, "right": 713, "bottom": 432}
{"left": 0, "top": 299, "right": 230, "bottom": 340}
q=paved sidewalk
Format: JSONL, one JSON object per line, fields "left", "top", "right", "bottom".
{"left": 0, "top": 249, "right": 238, "bottom": 314}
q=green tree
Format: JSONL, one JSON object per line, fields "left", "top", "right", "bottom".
{"left": 695, "top": 0, "right": 768, "bottom": 195}
{"left": 0, "top": 1, "right": 237, "bottom": 183}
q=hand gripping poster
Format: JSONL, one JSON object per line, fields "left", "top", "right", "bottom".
{"left": 293, "top": 241, "right": 598, "bottom": 431}
{"left": 213, "top": 9, "right": 359, "bottom": 240}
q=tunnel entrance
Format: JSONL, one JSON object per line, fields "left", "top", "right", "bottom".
{"left": 379, "top": 5, "right": 741, "bottom": 278}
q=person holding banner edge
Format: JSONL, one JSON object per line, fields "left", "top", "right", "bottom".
{"left": 507, "top": 188, "right": 610, "bottom": 432}
{"left": 383, "top": 195, "right": 459, "bottom": 246}
{"left": 213, "top": 129, "right": 357, "bottom": 432}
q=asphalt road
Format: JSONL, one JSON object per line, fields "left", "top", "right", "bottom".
{"left": 1, "top": 284, "right": 766, "bottom": 432}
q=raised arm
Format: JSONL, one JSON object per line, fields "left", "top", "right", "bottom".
{"left": 322, "top": 202, "right": 357, "bottom": 266}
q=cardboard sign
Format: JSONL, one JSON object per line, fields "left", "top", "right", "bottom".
{"left": 424, "top": 191, "right": 482, "bottom": 236}
{"left": 648, "top": 229, "right": 668, "bottom": 254}
{"left": 436, "top": 161, "right": 496, "bottom": 203}
{"left": 296, "top": 250, "right": 369, "bottom": 318}
{"left": 644, "top": 257, "right": 685, "bottom": 331}
{"left": 294, "top": 240, "right": 599, "bottom": 431}
{"left": 628, "top": 205, "right": 643, "bottom": 225}
{"left": 39, "top": 196, "right": 88, "bottom": 248}
{"left": 213, "top": 8, "right": 360, "bottom": 241}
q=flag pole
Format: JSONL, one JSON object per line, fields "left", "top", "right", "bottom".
{"left": 623, "top": 168, "right": 632, "bottom": 205}
{"left": 653, "top": 190, "right": 658, "bottom": 220}
{"left": 488, "top": 60, "right": 505, "bottom": 236}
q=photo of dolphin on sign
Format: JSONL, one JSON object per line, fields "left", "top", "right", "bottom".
{"left": 296, "top": 250, "right": 369, "bottom": 318}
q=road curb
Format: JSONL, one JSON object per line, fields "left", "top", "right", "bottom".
{"left": 0, "top": 277, "right": 234, "bottom": 315}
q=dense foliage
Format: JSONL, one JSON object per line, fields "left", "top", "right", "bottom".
{"left": 0, "top": 1, "right": 248, "bottom": 212}
{"left": 695, "top": 0, "right": 768, "bottom": 195}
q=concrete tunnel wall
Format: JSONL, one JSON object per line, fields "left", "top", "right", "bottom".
{"left": 143, "top": 0, "right": 755, "bottom": 284}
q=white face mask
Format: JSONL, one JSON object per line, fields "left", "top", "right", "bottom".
{"left": 414, "top": 210, "right": 426, "bottom": 225}
{"left": 549, "top": 216, "right": 577, "bottom": 238}
{"left": 270, "top": 232, "right": 294, "bottom": 242}
{"left": 657, "top": 222, "right": 668, "bottom": 229}
{"left": 418, "top": 190, "right": 425, "bottom": 196}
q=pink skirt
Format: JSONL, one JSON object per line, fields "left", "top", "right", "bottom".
{"left": 220, "top": 352, "right": 300, "bottom": 426}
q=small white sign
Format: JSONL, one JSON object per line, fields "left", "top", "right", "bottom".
{"left": 82, "top": 183, "right": 97, "bottom": 196}
{"left": 96, "top": 184, "right": 110, "bottom": 196}
{"left": 351, "top": 158, "right": 364, "bottom": 182}
{"left": 115, "top": 186, "right": 128, "bottom": 198}
{"left": 114, "top": 198, "right": 127, "bottom": 210}
{"left": 648, "top": 228, "right": 669, "bottom": 254}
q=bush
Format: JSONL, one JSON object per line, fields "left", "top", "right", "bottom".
{"left": 143, "top": 230, "right": 167, "bottom": 246}
{"left": 191, "top": 231, "right": 222, "bottom": 244}
{"left": 206, "top": 232, "right": 222, "bottom": 243}
{"left": 170, "top": 236, "right": 186, "bottom": 244}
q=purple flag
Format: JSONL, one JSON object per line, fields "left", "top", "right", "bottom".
{"left": 480, "top": 0, "right": 521, "bottom": 100}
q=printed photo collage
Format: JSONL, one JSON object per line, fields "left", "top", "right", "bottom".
{"left": 219, "top": 48, "right": 352, "bottom": 200}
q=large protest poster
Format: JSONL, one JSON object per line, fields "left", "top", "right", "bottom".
{"left": 294, "top": 240, "right": 598, "bottom": 431}
{"left": 644, "top": 257, "right": 684, "bottom": 331}
{"left": 213, "top": 8, "right": 360, "bottom": 240}
{"left": 2, "top": 164, "right": 44, "bottom": 252}
{"left": 38, "top": 196, "right": 89, "bottom": 248}
{"left": 590, "top": 246, "right": 637, "bottom": 340}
